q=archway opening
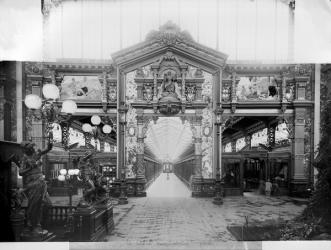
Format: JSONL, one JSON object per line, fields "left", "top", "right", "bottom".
{"left": 145, "top": 117, "right": 193, "bottom": 197}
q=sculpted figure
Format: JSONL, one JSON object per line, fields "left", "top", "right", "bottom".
{"left": 19, "top": 141, "right": 52, "bottom": 235}
{"left": 76, "top": 151, "right": 98, "bottom": 205}
{"left": 159, "top": 71, "right": 181, "bottom": 100}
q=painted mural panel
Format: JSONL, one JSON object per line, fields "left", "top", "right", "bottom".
{"left": 275, "top": 122, "right": 290, "bottom": 145}
{"left": 251, "top": 128, "right": 268, "bottom": 147}
{"left": 236, "top": 76, "right": 279, "bottom": 101}
{"left": 235, "top": 137, "right": 246, "bottom": 152}
{"left": 60, "top": 75, "right": 102, "bottom": 100}
{"left": 68, "top": 127, "right": 85, "bottom": 147}
{"left": 224, "top": 142, "right": 232, "bottom": 153}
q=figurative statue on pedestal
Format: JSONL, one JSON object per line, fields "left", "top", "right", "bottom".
{"left": 159, "top": 71, "right": 181, "bottom": 100}
{"left": 157, "top": 71, "right": 182, "bottom": 115}
{"left": 76, "top": 151, "right": 108, "bottom": 207}
{"left": 18, "top": 139, "right": 53, "bottom": 239}
{"left": 75, "top": 151, "right": 95, "bottom": 207}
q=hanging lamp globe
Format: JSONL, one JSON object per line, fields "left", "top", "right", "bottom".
{"left": 68, "top": 169, "right": 75, "bottom": 176}
{"left": 42, "top": 84, "right": 60, "bottom": 100}
{"left": 24, "top": 94, "right": 42, "bottom": 110}
{"left": 61, "top": 100, "right": 77, "bottom": 114}
{"left": 82, "top": 123, "right": 93, "bottom": 133}
{"left": 57, "top": 175, "right": 66, "bottom": 181}
{"left": 59, "top": 169, "right": 67, "bottom": 176}
{"left": 91, "top": 115, "right": 101, "bottom": 125}
{"left": 102, "top": 124, "right": 112, "bottom": 134}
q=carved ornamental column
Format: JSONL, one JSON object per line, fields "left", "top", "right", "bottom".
{"left": 135, "top": 109, "right": 147, "bottom": 197}
{"left": 230, "top": 72, "right": 238, "bottom": 113}
{"left": 24, "top": 63, "right": 44, "bottom": 148}
{"left": 117, "top": 67, "right": 128, "bottom": 204}
{"left": 291, "top": 66, "right": 311, "bottom": 194}
{"left": 135, "top": 68, "right": 144, "bottom": 102}
{"left": 180, "top": 65, "right": 188, "bottom": 101}
{"left": 192, "top": 113, "right": 203, "bottom": 179}
{"left": 98, "top": 72, "right": 108, "bottom": 112}
{"left": 292, "top": 108, "right": 306, "bottom": 183}
{"left": 191, "top": 111, "right": 204, "bottom": 197}
{"left": 151, "top": 65, "right": 159, "bottom": 101}
{"left": 213, "top": 69, "right": 223, "bottom": 205}
{"left": 194, "top": 68, "right": 204, "bottom": 102}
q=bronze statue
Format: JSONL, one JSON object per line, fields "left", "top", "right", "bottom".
{"left": 18, "top": 141, "right": 52, "bottom": 236}
{"left": 76, "top": 152, "right": 108, "bottom": 206}
{"left": 76, "top": 151, "right": 97, "bottom": 206}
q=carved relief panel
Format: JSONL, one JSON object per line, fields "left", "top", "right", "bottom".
{"left": 127, "top": 53, "right": 213, "bottom": 108}
{"left": 201, "top": 107, "right": 213, "bottom": 178}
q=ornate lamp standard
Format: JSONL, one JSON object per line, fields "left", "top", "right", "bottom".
{"left": 57, "top": 168, "right": 80, "bottom": 206}
{"left": 213, "top": 106, "right": 224, "bottom": 205}
{"left": 118, "top": 103, "right": 129, "bottom": 205}
{"left": 24, "top": 83, "right": 77, "bottom": 148}
{"left": 82, "top": 115, "right": 114, "bottom": 149}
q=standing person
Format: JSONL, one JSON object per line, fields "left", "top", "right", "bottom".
{"left": 272, "top": 179, "right": 280, "bottom": 196}
{"left": 265, "top": 179, "right": 272, "bottom": 196}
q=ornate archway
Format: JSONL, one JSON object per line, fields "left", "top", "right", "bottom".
{"left": 112, "top": 22, "right": 227, "bottom": 197}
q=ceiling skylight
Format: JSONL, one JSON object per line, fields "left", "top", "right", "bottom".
{"left": 145, "top": 117, "right": 193, "bottom": 163}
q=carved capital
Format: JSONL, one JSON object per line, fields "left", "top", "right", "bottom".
{"left": 24, "top": 62, "right": 43, "bottom": 76}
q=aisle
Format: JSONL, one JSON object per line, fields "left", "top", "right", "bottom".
{"left": 147, "top": 173, "right": 191, "bottom": 198}
{"left": 102, "top": 180, "right": 306, "bottom": 248}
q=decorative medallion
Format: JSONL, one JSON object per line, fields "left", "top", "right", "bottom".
{"left": 203, "top": 126, "right": 212, "bottom": 137}
{"left": 127, "top": 126, "right": 136, "bottom": 137}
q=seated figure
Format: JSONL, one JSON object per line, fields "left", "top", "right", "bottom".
{"left": 159, "top": 71, "right": 181, "bottom": 100}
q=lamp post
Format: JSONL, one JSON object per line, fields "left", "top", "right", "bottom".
{"left": 213, "top": 106, "right": 224, "bottom": 205}
{"left": 118, "top": 103, "right": 129, "bottom": 205}
{"left": 24, "top": 83, "right": 77, "bottom": 149}
{"left": 82, "top": 123, "right": 93, "bottom": 147}
{"left": 58, "top": 168, "right": 80, "bottom": 206}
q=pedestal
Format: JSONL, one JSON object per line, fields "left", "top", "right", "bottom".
{"left": 72, "top": 204, "right": 97, "bottom": 241}
{"left": 191, "top": 176, "right": 204, "bottom": 197}
{"left": 118, "top": 180, "right": 128, "bottom": 205}
{"left": 135, "top": 177, "right": 147, "bottom": 197}
{"left": 94, "top": 200, "right": 114, "bottom": 234}
{"left": 10, "top": 210, "right": 25, "bottom": 241}
{"left": 213, "top": 179, "right": 223, "bottom": 205}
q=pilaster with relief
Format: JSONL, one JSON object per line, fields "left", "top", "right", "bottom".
{"left": 24, "top": 62, "right": 44, "bottom": 148}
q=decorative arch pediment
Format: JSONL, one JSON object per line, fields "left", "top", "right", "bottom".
{"left": 111, "top": 21, "right": 228, "bottom": 74}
